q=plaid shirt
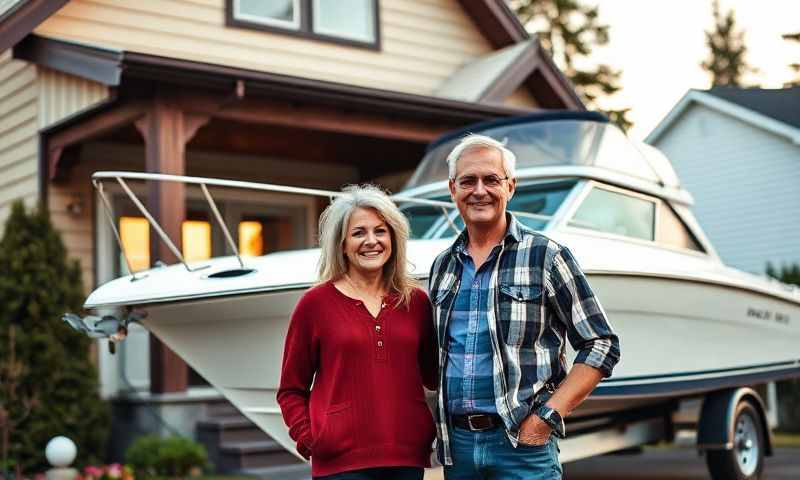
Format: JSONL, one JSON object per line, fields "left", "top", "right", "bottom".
{"left": 428, "top": 213, "right": 620, "bottom": 465}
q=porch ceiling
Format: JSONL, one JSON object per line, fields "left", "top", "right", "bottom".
{"left": 102, "top": 119, "right": 425, "bottom": 181}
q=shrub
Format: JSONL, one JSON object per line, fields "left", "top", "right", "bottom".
{"left": 125, "top": 435, "right": 208, "bottom": 478}
{"left": 0, "top": 201, "right": 110, "bottom": 473}
{"left": 124, "top": 436, "right": 162, "bottom": 477}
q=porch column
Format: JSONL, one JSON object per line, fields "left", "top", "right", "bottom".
{"left": 135, "top": 96, "right": 208, "bottom": 394}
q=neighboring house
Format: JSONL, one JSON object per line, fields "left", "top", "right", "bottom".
{"left": 0, "top": 0, "right": 583, "bottom": 470}
{"left": 645, "top": 86, "right": 800, "bottom": 275}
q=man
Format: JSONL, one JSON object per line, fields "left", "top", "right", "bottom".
{"left": 428, "top": 134, "right": 620, "bottom": 479}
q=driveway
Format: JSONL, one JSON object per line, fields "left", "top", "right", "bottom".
{"left": 423, "top": 447, "right": 799, "bottom": 479}
{"left": 565, "top": 447, "right": 799, "bottom": 479}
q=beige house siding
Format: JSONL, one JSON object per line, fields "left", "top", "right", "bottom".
{"left": 39, "top": 68, "right": 110, "bottom": 289}
{"left": 504, "top": 86, "right": 539, "bottom": 109}
{"left": 34, "top": 0, "right": 493, "bottom": 95}
{"left": 0, "top": 50, "right": 38, "bottom": 231}
{"left": 38, "top": 67, "right": 110, "bottom": 127}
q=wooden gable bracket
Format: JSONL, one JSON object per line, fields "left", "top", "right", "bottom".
{"left": 46, "top": 100, "right": 148, "bottom": 181}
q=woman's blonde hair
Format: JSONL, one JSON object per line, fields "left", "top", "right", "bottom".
{"left": 318, "top": 184, "right": 416, "bottom": 308}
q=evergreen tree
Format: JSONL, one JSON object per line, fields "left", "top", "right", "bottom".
{"left": 783, "top": 32, "right": 800, "bottom": 87}
{"left": 509, "top": 0, "right": 632, "bottom": 131}
{"left": 0, "top": 201, "right": 110, "bottom": 473}
{"left": 701, "top": 0, "right": 754, "bottom": 87}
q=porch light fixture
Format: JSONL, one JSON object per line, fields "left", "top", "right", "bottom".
{"left": 66, "top": 194, "right": 84, "bottom": 217}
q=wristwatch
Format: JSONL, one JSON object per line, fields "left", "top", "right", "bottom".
{"left": 536, "top": 404, "right": 566, "bottom": 439}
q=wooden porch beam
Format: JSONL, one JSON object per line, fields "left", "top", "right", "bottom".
{"left": 134, "top": 97, "right": 209, "bottom": 394}
{"left": 177, "top": 95, "right": 448, "bottom": 143}
{"left": 217, "top": 101, "right": 446, "bottom": 143}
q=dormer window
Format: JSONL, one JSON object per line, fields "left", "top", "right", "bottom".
{"left": 227, "top": 0, "right": 380, "bottom": 49}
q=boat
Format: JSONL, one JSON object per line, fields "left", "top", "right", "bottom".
{"left": 65, "top": 111, "right": 800, "bottom": 471}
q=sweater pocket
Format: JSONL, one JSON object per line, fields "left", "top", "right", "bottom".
{"left": 312, "top": 401, "right": 355, "bottom": 459}
{"left": 394, "top": 399, "right": 436, "bottom": 451}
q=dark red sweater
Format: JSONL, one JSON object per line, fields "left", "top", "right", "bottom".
{"left": 277, "top": 282, "right": 438, "bottom": 477}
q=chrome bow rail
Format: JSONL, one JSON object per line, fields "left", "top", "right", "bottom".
{"left": 92, "top": 171, "right": 553, "bottom": 281}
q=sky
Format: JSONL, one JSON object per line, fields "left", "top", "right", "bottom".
{"left": 571, "top": 0, "right": 800, "bottom": 140}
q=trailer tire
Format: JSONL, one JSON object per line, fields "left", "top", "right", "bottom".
{"left": 706, "top": 400, "right": 765, "bottom": 480}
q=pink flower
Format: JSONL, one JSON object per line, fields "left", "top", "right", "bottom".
{"left": 106, "top": 464, "right": 123, "bottom": 479}
{"left": 84, "top": 466, "right": 103, "bottom": 478}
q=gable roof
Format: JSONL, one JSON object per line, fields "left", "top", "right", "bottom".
{"left": 0, "top": 0, "right": 68, "bottom": 52}
{"left": 706, "top": 86, "right": 800, "bottom": 129}
{"left": 2, "top": 0, "right": 582, "bottom": 110}
{"left": 456, "top": 0, "right": 528, "bottom": 48}
{"left": 433, "top": 39, "right": 583, "bottom": 109}
{"left": 646, "top": 87, "right": 800, "bottom": 146}
{"left": 1, "top": 0, "right": 526, "bottom": 56}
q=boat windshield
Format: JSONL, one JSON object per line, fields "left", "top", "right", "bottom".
{"left": 399, "top": 180, "right": 576, "bottom": 239}
{"left": 404, "top": 119, "right": 661, "bottom": 190}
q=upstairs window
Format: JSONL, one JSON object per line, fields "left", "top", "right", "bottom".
{"left": 227, "top": 0, "right": 380, "bottom": 49}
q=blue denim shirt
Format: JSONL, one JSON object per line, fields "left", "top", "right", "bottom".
{"left": 429, "top": 214, "right": 621, "bottom": 465}
{"left": 445, "top": 245, "right": 500, "bottom": 415}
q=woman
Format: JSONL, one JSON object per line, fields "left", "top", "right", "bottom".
{"left": 277, "top": 185, "right": 438, "bottom": 480}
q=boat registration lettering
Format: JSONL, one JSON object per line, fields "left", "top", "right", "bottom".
{"left": 747, "top": 307, "right": 790, "bottom": 325}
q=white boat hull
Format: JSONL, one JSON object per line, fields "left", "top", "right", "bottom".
{"left": 135, "top": 266, "right": 800, "bottom": 458}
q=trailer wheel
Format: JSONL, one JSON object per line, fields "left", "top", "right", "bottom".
{"left": 706, "top": 400, "right": 765, "bottom": 480}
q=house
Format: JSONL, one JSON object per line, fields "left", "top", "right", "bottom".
{"left": 645, "top": 86, "right": 800, "bottom": 275}
{"left": 0, "top": 0, "right": 583, "bottom": 470}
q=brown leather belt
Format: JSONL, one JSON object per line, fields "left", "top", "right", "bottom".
{"left": 451, "top": 414, "right": 503, "bottom": 432}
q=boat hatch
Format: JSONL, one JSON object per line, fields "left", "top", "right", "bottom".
{"left": 206, "top": 268, "right": 257, "bottom": 279}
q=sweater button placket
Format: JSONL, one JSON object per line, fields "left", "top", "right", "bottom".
{"left": 375, "top": 310, "right": 386, "bottom": 361}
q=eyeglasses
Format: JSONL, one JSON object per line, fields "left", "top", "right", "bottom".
{"left": 453, "top": 174, "right": 510, "bottom": 190}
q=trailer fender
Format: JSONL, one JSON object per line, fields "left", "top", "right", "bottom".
{"left": 697, "top": 387, "right": 773, "bottom": 456}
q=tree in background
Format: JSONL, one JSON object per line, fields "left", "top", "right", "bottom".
{"left": 766, "top": 262, "right": 800, "bottom": 432}
{"left": 701, "top": 0, "right": 754, "bottom": 87}
{"left": 0, "top": 201, "right": 110, "bottom": 473}
{"left": 508, "top": 0, "right": 632, "bottom": 131}
{"left": 783, "top": 32, "right": 800, "bottom": 87}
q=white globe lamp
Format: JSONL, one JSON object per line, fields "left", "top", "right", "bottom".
{"left": 45, "top": 436, "right": 77, "bottom": 468}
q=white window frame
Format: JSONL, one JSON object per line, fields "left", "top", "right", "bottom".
{"left": 311, "top": 0, "right": 376, "bottom": 43}
{"left": 233, "top": 0, "right": 301, "bottom": 30}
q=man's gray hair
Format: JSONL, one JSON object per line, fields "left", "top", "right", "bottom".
{"left": 446, "top": 134, "right": 517, "bottom": 180}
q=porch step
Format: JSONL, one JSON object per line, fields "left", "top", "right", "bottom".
{"left": 218, "top": 440, "right": 303, "bottom": 471}
{"left": 196, "top": 402, "right": 305, "bottom": 476}
{"left": 197, "top": 415, "right": 268, "bottom": 443}
{"left": 205, "top": 400, "right": 242, "bottom": 418}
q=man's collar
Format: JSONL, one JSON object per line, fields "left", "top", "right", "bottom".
{"left": 450, "top": 212, "right": 522, "bottom": 254}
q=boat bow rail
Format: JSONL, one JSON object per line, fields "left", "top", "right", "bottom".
{"left": 91, "top": 170, "right": 552, "bottom": 282}
{"left": 70, "top": 171, "right": 551, "bottom": 344}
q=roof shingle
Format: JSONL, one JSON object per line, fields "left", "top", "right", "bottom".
{"left": 706, "top": 86, "right": 800, "bottom": 129}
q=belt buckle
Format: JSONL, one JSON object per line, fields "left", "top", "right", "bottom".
{"left": 467, "top": 414, "right": 492, "bottom": 432}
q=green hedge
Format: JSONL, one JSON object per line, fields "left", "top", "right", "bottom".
{"left": 125, "top": 435, "right": 209, "bottom": 478}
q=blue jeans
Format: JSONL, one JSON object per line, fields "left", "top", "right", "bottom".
{"left": 444, "top": 426, "right": 562, "bottom": 480}
{"left": 314, "top": 467, "right": 424, "bottom": 480}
